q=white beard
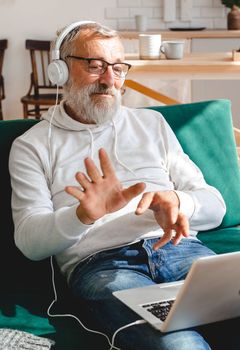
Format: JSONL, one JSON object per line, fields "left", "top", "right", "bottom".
{"left": 63, "top": 81, "right": 122, "bottom": 124}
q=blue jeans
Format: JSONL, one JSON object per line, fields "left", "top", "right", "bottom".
{"left": 69, "top": 238, "right": 238, "bottom": 350}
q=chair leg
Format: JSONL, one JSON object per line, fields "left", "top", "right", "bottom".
{"left": 23, "top": 103, "right": 28, "bottom": 119}
{"left": 35, "top": 105, "right": 41, "bottom": 119}
{"left": 0, "top": 101, "right": 3, "bottom": 120}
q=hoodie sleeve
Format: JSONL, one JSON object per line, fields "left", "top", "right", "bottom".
{"left": 9, "top": 135, "right": 92, "bottom": 261}
{"left": 159, "top": 115, "right": 226, "bottom": 231}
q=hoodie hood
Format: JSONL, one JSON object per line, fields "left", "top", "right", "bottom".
{"left": 41, "top": 100, "right": 135, "bottom": 176}
{"left": 41, "top": 100, "right": 123, "bottom": 132}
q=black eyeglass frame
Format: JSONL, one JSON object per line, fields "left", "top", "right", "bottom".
{"left": 66, "top": 55, "right": 132, "bottom": 78}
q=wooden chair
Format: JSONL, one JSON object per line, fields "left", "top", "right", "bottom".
{"left": 21, "top": 40, "right": 62, "bottom": 119}
{"left": 0, "top": 39, "right": 8, "bottom": 120}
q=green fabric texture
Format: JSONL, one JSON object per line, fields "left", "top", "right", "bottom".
{"left": 0, "top": 297, "right": 54, "bottom": 336}
{"left": 198, "top": 227, "right": 240, "bottom": 254}
{"left": 148, "top": 99, "right": 240, "bottom": 229}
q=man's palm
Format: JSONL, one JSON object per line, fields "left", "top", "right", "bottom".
{"left": 65, "top": 148, "right": 145, "bottom": 224}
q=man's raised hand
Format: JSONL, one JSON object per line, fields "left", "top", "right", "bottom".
{"left": 65, "top": 148, "right": 146, "bottom": 224}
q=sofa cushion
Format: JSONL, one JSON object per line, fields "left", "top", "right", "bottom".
{"left": 0, "top": 294, "right": 107, "bottom": 349}
{"left": 198, "top": 227, "right": 240, "bottom": 254}
{"left": 0, "top": 294, "right": 54, "bottom": 336}
{"left": 148, "top": 99, "right": 240, "bottom": 229}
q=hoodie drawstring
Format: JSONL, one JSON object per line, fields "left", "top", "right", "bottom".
{"left": 112, "top": 120, "right": 136, "bottom": 177}
{"left": 48, "top": 110, "right": 136, "bottom": 187}
{"left": 47, "top": 86, "right": 60, "bottom": 186}
{"left": 87, "top": 128, "right": 94, "bottom": 159}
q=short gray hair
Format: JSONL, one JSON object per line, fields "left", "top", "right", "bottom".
{"left": 52, "top": 22, "right": 120, "bottom": 60}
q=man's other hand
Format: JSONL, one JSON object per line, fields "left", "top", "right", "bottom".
{"left": 135, "top": 191, "right": 189, "bottom": 249}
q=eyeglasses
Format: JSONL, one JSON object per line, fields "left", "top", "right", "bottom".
{"left": 66, "top": 55, "right": 131, "bottom": 79}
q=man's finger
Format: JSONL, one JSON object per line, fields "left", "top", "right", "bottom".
{"left": 153, "top": 228, "right": 173, "bottom": 250}
{"left": 171, "top": 214, "right": 189, "bottom": 245}
{"left": 75, "top": 172, "right": 91, "bottom": 190}
{"left": 171, "top": 231, "right": 183, "bottom": 246}
{"left": 84, "top": 157, "right": 102, "bottom": 183}
{"left": 123, "top": 182, "right": 146, "bottom": 202}
{"left": 135, "top": 192, "right": 154, "bottom": 215}
{"left": 65, "top": 185, "right": 84, "bottom": 201}
{"left": 99, "top": 148, "right": 116, "bottom": 178}
{"left": 174, "top": 213, "right": 189, "bottom": 237}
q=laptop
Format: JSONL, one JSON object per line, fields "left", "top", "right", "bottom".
{"left": 113, "top": 252, "right": 240, "bottom": 333}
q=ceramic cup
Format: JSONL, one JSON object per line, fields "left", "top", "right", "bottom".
{"left": 160, "top": 41, "right": 185, "bottom": 59}
{"left": 139, "top": 34, "right": 161, "bottom": 60}
{"left": 135, "top": 15, "right": 148, "bottom": 32}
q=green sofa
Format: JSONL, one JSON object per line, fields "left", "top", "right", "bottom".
{"left": 1, "top": 99, "right": 240, "bottom": 349}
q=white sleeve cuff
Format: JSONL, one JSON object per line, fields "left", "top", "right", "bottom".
{"left": 173, "top": 190, "right": 195, "bottom": 219}
{"left": 55, "top": 203, "right": 94, "bottom": 240}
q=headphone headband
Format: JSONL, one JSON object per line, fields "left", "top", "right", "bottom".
{"left": 48, "top": 20, "right": 97, "bottom": 85}
{"left": 51, "top": 20, "right": 97, "bottom": 60}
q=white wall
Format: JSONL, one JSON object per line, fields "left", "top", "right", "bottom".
{"left": 0, "top": 0, "right": 229, "bottom": 119}
{"left": 191, "top": 38, "right": 240, "bottom": 128}
{"left": 107, "top": 0, "right": 227, "bottom": 31}
{"left": 0, "top": 0, "right": 118, "bottom": 119}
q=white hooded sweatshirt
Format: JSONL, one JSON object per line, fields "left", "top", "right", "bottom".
{"left": 9, "top": 102, "right": 226, "bottom": 281}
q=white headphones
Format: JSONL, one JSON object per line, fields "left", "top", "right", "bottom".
{"left": 48, "top": 20, "right": 96, "bottom": 86}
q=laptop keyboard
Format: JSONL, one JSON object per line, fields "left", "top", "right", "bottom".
{"left": 142, "top": 300, "right": 175, "bottom": 322}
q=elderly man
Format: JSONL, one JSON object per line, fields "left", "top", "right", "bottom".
{"left": 9, "top": 21, "right": 230, "bottom": 349}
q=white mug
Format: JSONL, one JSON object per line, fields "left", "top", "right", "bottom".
{"left": 160, "top": 41, "right": 185, "bottom": 59}
{"left": 135, "top": 15, "right": 148, "bottom": 32}
{"left": 139, "top": 34, "right": 161, "bottom": 60}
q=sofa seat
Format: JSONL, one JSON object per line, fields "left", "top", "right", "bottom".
{"left": 199, "top": 227, "right": 240, "bottom": 254}
{"left": 0, "top": 294, "right": 54, "bottom": 336}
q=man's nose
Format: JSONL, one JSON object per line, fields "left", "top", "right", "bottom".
{"left": 98, "top": 65, "right": 115, "bottom": 87}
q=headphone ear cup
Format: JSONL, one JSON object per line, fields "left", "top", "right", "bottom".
{"left": 48, "top": 60, "right": 69, "bottom": 86}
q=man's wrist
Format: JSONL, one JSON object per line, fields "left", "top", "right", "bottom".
{"left": 173, "top": 190, "right": 195, "bottom": 219}
{"left": 76, "top": 206, "right": 95, "bottom": 225}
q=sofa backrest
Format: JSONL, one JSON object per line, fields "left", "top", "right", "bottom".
{"left": 148, "top": 99, "right": 240, "bottom": 229}
{"left": 1, "top": 99, "right": 239, "bottom": 294}
{"left": 0, "top": 119, "right": 50, "bottom": 294}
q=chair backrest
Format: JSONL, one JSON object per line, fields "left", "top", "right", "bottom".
{"left": 0, "top": 39, "right": 7, "bottom": 100}
{"left": 25, "top": 39, "right": 56, "bottom": 95}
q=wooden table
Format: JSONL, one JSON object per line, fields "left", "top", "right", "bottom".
{"left": 120, "top": 30, "right": 240, "bottom": 40}
{"left": 125, "top": 52, "right": 240, "bottom": 80}
{"left": 123, "top": 51, "right": 240, "bottom": 149}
